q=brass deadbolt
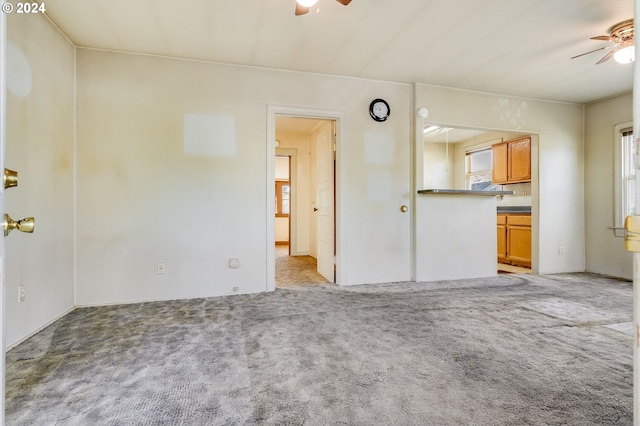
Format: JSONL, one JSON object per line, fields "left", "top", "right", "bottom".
{"left": 4, "top": 169, "right": 18, "bottom": 189}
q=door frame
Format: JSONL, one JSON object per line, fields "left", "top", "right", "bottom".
{"left": 275, "top": 149, "right": 297, "bottom": 254}
{"left": 266, "top": 105, "right": 345, "bottom": 291}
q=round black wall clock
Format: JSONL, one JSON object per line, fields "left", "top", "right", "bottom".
{"left": 369, "top": 98, "right": 390, "bottom": 122}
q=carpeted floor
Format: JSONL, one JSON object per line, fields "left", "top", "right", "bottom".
{"left": 6, "top": 273, "right": 633, "bottom": 425}
{"left": 275, "top": 245, "right": 329, "bottom": 287}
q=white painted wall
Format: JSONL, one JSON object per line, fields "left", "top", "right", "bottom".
{"left": 5, "top": 15, "right": 75, "bottom": 347}
{"left": 75, "top": 49, "right": 412, "bottom": 305}
{"left": 414, "top": 84, "right": 584, "bottom": 275}
{"left": 584, "top": 92, "right": 632, "bottom": 279}
{"left": 274, "top": 217, "right": 289, "bottom": 243}
{"left": 274, "top": 156, "right": 289, "bottom": 181}
{"left": 422, "top": 142, "right": 454, "bottom": 189}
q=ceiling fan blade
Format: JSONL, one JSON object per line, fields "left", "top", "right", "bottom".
{"left": 591, "top": 35, "right": 614, "bottom": 41}
{"left": 571, "top": 44, "right": 615, "bottom": 59}
{"left": 336, "top": 0, "right": 352, "bottom": 5}
{"left": 596, "top": 49, "right": 617, "bottom": 64}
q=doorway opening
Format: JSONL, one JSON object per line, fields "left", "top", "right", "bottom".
{"left": 422, "top": 124, "right": 537, "bottom": 275}
{"left": 273, "top": 115, "right": 336, "bottom": 288}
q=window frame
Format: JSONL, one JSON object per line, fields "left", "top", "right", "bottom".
{"left": 614, "top": 121, "right": 634, "bottom": 235}
{"left": 465, "top": 147, "right": 493, "bottom": 190}
{"left": 275, "top": 180, "right": 290, "bottom": 217}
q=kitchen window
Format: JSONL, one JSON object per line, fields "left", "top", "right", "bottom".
{"left": 466, "top": 148, "right": 493, "bottom": 190}
{"left": 614, "top": 122, "right": 635, "bottom": 234}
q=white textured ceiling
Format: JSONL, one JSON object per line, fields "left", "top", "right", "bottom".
{"left": 44, "top": 0, "right": 633, "bottom": 104}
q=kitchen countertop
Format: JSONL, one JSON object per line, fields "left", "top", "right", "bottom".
{"left": 497, "top": 206, "right": 531, "bottom": 213}
{"left": 418, "top": 189, "right": 515, "bottom": 196}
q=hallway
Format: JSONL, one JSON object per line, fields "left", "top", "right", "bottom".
{"left": 275, "top": 245, "right": 330, "bottom": 287}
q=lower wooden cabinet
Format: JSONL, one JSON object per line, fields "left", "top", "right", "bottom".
{"left": 497, "top": 214, "right": 508, "bottom": 264}
{"left": 497, "top": 213, "right": 531, "bottom": 268}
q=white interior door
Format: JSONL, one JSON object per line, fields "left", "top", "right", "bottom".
{"left": 316, "top": 122, "right": 334, "bottom": 282}
{"left": 0, "top": 13, "right": 7, "bottom": 426}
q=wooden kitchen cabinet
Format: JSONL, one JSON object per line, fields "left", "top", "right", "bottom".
{"left": 508, "top": 137, "right": 531, "bottom": 182}
{"left": 506, "top": 215, "right": 531, "bottom": 267}
{"left": 492, "top": 143, "right": 508, "bottom": 184}
{"left": 497, "top": 214, "right": 508, "bottom": 263}
{"left": 492, "top": 136, "right": 531, "bottom": 184}
{"left": 497, "top": 213, "right": 531, "bottom": 268}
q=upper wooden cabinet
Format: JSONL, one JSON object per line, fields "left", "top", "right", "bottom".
{"left": 492, "top": 142, "right": 508, "bottom": 183}
{"left": 492, "top": 136, "right": 531, "bottom": 184}
{"left": 508, "top": 137, "right": 531, "bottom": 182}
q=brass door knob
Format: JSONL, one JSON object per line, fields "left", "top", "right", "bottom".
{"left": 4, "top": 169, "right": 18, "bottom": 189}
{"left": 4, "top": 214, "right": 35, "bottom": 236}
{"left": 400, "top": 205, "right": 408, "bottom": 213}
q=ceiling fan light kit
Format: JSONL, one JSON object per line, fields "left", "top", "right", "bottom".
{"left": 294, "top": 0, "right": 351, "bottom": 16}
{"left": 572, "top": 19, "right": 635, "bottom": 65}
{"left": 613, "top": 44, "right": 635, "bottom": 64}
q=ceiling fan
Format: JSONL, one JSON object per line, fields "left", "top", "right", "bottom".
{"left": 295, "top": 0, "right": 351, "bottom": 16}
{"left": 571, "top": 19, "right": 635, "bottom": 64}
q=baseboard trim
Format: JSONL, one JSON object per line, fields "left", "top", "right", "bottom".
{"left": 6, "top": 305, "right": 77, "bottom": 352}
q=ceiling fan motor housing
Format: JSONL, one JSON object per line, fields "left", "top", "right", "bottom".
{"left": 608, "top": 19, "right": 634, "bottom": 42}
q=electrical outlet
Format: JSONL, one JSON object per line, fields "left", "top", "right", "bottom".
{"left": 558, "top": 245, "right": 565, "bottom": 255}
{"left": 18, "top": 284, "right": 25, "bottom": 303}
{"left": 233, "top": 286, "right": 239, "bottom": 293}
{"left": 157, "top": 262, "right": 166, "bottom": 274}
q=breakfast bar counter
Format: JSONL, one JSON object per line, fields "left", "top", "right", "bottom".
{"left": 415, "top": 189, "right": 509, "bottom": 282}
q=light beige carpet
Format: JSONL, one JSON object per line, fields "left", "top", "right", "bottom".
{"left": 275, "top": 245, "right": 329, "bottom": 287}
{"left": 5, "top": 273, "right": 633, "bottom": 425}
